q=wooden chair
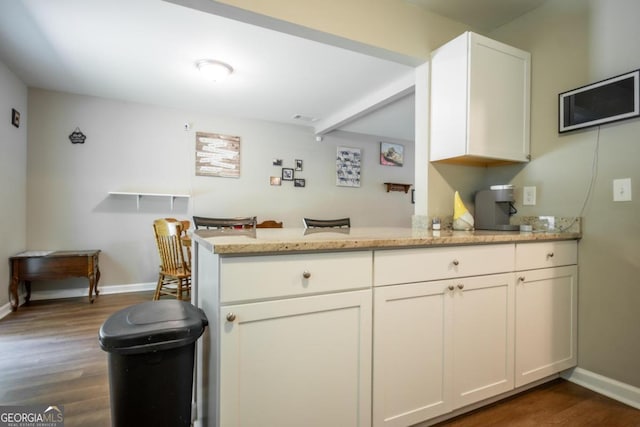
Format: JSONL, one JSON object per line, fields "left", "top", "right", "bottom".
{"left": 193, "top": 216, "right": 257, "bottom": 229}
{"left": 303, "top": 217, "right": 351, "bottom": 228}
{"left": 152, "top": 218, "right": 191, "bottom": 300}
{"left": 164, "top": 217, "right": 192, "bottom": 267}
{"left": 256, "top": 220, "right": 283, "bottom": 228}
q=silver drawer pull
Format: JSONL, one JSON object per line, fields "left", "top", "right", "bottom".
{"left": 448, "top": 284, "right": 455, "bottom": 291}
{"left": 226, "top": 313, "right": 236, "bottom": 322}
{"left": 518, "top": 276, "right": 525, "bottom": 282}
{"left": 302, "top": 271, "right": 311, "bottom": 279}
{"left": 457, "top": 283, "right": 464, "bottom": 290}
{"left": 547, "top": 252, "right": 554, "bottom": 258}
{"left": 452, "top": 259, "right": 460, "bottom": 266}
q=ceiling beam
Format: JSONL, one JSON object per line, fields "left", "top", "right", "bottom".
{"left": 313, "top": 72, "right": 415, "bottom": 136}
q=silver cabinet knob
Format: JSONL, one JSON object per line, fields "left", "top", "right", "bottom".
{"left": 452, "top": 259, "right": 460, "bottom": 266}
{"left": 547, "top": 252, "right": 555, "bottom": 258}
{"left": 226, "top": 313, "right": 236, "bottom": 322}
{"left": 448, "top": 284, "right": 455, "bottom": 291}
{"left": 457, "top": 283, "right": 464, "bottom": 290}
{"left": 518, "top": 276, "right": 525, "bottom": 282}
{"left": 302, "top": 271, "right": 311, "bottom": 279}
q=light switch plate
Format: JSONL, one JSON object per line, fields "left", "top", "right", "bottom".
{"left": 613, "top": 178, "right": 632, "bottom": 202}
{"left": 523, "top": 186, "right": 536, "bottom": 205}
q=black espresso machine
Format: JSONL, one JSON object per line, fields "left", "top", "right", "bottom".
{"left": 474, "top": 186, "right": 519, "bottom": 231}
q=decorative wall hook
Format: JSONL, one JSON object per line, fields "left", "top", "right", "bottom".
{"left": 69, "top": 127, "right": 86, "bottom": 144}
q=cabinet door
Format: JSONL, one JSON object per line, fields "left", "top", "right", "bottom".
{"left": 515, "top": 265, "right": 578, "bottom": 387}
{"left": 452, "top": 273, "right": 515, "bottom": 408}
{"left": 468, "top": 32, "right": 530, "bottom": 162}
{"left": 219, "top": 290, "right": 372, "bottom": 427}
{"left": 373, "top": 282, "right": 453, "bottom": 426}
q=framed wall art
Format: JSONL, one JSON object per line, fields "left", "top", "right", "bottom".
{"left": 336, "top": 146, "right": 361, "bottom": 187}
{"left": 195, "top": 132, "right": 240, "bottom": 178}
{"left": 380, "top": 142, "right": 404, "bottom": 166}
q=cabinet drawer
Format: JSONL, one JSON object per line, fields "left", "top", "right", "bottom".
{"left": 220, "top": 251, "right": 372, "bottom": 303}
{"left": 374, "top": 244, "right": 515, "bottom": 286}
{"left": 515, "top": 241, "right": 577, "bottom": 271}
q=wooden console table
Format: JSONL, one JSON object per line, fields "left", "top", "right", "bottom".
{"left": 9, "top": 250, "right": 101, "bottom": 311}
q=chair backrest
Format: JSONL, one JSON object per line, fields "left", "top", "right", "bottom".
{"left": 153, "top": 219, "right": 188, "bottom": 272}
{"left": 256, "top": 220, "right": 283, "bottom": 228}
{"left": 193, "top": 216, "right": 257, "bottom": 229}
{"left": 303, "top": 217, "right": 351, "bottom": 228}
{"left": 164, "top": 218, "right": 190, "bottom": 236}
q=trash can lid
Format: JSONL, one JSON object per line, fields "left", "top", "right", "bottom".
{"left": 99, "top": 300, "right": 208, "bottom": 354}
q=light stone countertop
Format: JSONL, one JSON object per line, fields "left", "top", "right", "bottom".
{"left": 192, "top": 226, "right": 581, "bottom": 255}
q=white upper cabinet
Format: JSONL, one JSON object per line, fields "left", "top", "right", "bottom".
{"left": 430, "top": 32, "right": 531, "bottom": 164}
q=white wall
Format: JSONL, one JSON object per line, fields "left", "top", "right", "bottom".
{"left": 26, "top": 89, "right": 414, "bottom": 291}
{"left": 0, "top": 61, "right": 27, "bottom": 308}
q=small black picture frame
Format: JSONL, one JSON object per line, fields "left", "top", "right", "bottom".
{"left": 295, "top": 159, "right": 303, "bottom": 171}
{"left": 282, "top": 168, "right": 294, "bottom": 181}
{"left": 294, "top": 178, "right": 306, "bottom": 188}
{"left": 11, "top": 108, "right": 20, "bottom": 128}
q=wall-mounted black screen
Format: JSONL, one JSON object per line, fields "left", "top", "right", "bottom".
{"left": 559, "top": 69, "right": 639, "bottom": 133}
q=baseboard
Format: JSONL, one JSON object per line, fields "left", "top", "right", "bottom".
{"left": 562, "top": 367, "right": 640, "bottom": 410}
{"left": 0, "top": 282, "right": 156, "bottom": 320}
{"left": 0, "top": 303, "right": 13, "bottom": 320}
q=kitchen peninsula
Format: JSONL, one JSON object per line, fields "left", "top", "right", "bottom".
{"left": 192, "top": 224, "right": 580, "bottom": 427}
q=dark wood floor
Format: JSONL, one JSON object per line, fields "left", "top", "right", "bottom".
{"left": 433, "top": 379, "right": 640, "bottom": 426}
{"left": 0, "top": 292, "right": 154, "bottom": 427}
{"left": 1, "top": 292, "right": 639, "bottom": 427}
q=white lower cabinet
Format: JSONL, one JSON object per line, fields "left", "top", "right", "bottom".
{"left": 515, "top": 241, "right": 578, "bottom": 387}
{"left": 195, "top": 249, "right": 373, "bottom": 427}
{"left": 196, "top": 240, "right": 579, "bottom": 427}
{"left": 373, "top": 273, "right": 515, "bottom": 427}
{"left": 220, "top": 290, "right": 372, "bottom": 427}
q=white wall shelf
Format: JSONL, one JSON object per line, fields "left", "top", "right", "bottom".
{"left": 108, "top": 191, "right": 190, "bottom": 210}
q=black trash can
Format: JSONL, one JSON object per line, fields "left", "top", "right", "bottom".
{"left": 98, "top": 300, "right": 208, "bottom": 427}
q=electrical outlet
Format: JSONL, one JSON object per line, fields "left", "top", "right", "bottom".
{"left": 613, "top": 178, "right": 632, "bottom": 202}
{"left": 523, "top": 186, "right": 536, "bottom": 205}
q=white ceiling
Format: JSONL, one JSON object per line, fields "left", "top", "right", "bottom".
{"left": 0, "top": 0, "right": 416, "bottom": 139}
{"left": 0, "top": 1, "right": 545, "bottom": 141}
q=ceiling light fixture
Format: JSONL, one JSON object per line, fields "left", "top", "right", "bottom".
{"left": 196, "top": 59, "right": 234, "bottom": 82}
